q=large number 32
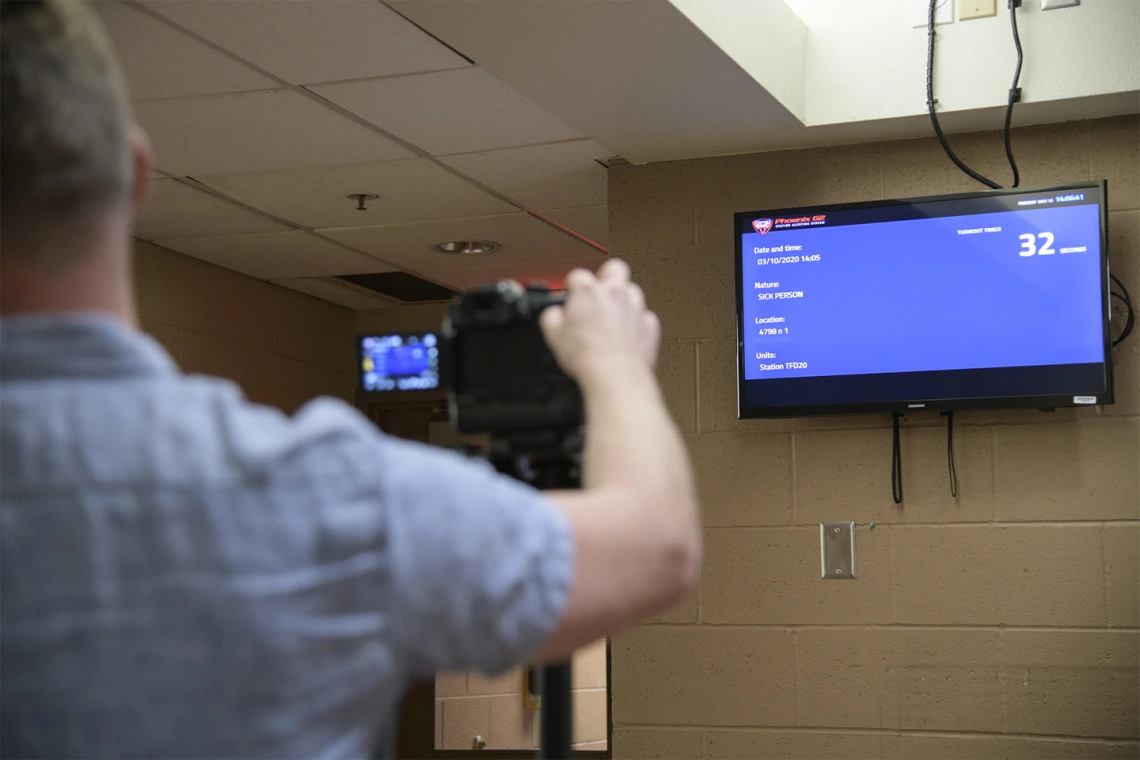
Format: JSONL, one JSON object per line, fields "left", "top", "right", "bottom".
{"left": 1019, "top": 232, "right": 1056, "bottom": 257}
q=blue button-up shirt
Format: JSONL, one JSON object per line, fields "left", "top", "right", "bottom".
{"left": 0, "top": 315, "right": 572, "bottom": 759}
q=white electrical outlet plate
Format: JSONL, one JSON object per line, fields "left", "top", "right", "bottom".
{"left": 913, "top": 0, "right": 953, "bottom": 28}
{"left": 960, "top": 0, "right": 997, "bottom": 20}
{"left": 1042, "top": 0, "right": 1080, "bottom": 9}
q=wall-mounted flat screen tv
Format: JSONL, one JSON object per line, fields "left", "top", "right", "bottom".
{"left": 734, "top": 181, "right": 1113, "bottom": 418}
{"left": 358, "top": 332, "right": 440, "bottom": 392}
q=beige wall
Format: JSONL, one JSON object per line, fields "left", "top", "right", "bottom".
{"left": 435, "top": 642, "right": 608, "bottom": 751}
{"left": 356, "top": 302, "right": 447, "bottom": 336}
{"left": 609, "top": 116, "right": 1140, "bottom": 759}
{"left": 134, "top": 240, "right": 355, "bottom": 413}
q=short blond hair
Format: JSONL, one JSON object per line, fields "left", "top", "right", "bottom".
{"left": 1, "top": 0, "right": 133, "bottom": 253}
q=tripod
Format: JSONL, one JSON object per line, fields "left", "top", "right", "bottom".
{"left": 489, "top": 429, "right": 583, "bottom": 760}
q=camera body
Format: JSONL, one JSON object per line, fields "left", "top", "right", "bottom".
{"left": 443, "top": 281, "right": 583, "bottom": 434}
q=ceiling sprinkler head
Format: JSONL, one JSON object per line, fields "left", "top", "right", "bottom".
{"left": 346, "top": 193, "right": 379, "bottom": 211}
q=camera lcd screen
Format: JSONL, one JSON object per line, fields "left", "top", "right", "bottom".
{"left": 734, "top": 182, "right": 1113, "bottom": 417}
{"left": 359, "top": 333, "right": 440, "bottom": 392}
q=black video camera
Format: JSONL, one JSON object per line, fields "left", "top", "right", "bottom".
{"left": 442, "top": 281, "right": 583, "bottom": 435}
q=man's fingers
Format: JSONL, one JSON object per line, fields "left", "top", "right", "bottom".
{"left": 540, "top": 304, "right": 565, "bottom": 337}
{"left": 642, "top": 311, "right": 661, "bottom": 359}
{"left": 597, "top": 258, "right": 630, "bottom": 285}
{"left": 627, "top": 283, "right": 646, "bottom": 313}
{"left": 643, "top": 310, "right": 660, "bottom": 339}
{"left": 565, "top": 268, "right": 595, "bottom": 293}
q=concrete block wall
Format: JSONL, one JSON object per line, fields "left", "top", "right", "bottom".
{"left": 135, "top": 239, "right": 355, "bottom": 412}
{"left": 608, "top": 116, "right": 1140, "bottom": 759}
{"left": 355, "top": 302, "right": 448, "bottom": 336}
{"left": 435, "top": 641, "right": 608, "bottom": 751}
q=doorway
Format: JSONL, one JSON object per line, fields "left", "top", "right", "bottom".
{"left": 364, "top": 401, "right": 611, "bottom": 758}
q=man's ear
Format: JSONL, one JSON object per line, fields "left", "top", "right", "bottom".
{"left": 129, "top": 124, "right": 152, "bottom": 211}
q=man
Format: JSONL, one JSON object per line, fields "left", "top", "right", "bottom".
{"left": 0, "top": 1, "right": 700, "bottom": 758}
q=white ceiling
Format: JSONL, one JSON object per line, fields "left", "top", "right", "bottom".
{"left": 319, "top": 212, "right": 603, "bottom": 280}
{"left": 140, "top": 0, "right": 469, "bottom": 85}
{"left": 93, "top": 1, "right": 276, "bottom": 100}
{"left": 440, "top": 140, "right": 610, "bottom": 211}
{"left": 154, "top": 231, "right": 393, "bottom": 281}
{"left": 199, "top": 159, "right": 516, "bottom": 229}
{"left": 388, "top": 0, "right": 807, "bottom": 165}
{"left": 394, "top": 0, "right": 1140, "bottom": 163}
{"left": 134, "top": 89, "right": 417, "bottom": 175}
{"left": 102, "top": 0, "right": 612, "bottom": 309}
{"left": 311, "top": 67, "right": 586, "bottom": 155}
{"left": 134, "top": 179, "right": 290, "bottom": 239}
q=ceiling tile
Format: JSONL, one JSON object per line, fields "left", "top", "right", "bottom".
{"left": 544, "top": 205, "right": 609, "bottom": 251}
{"left": 441, "top": 140, "right": 611, "bottom": 210}
{"left": 142, "top": 0, "right": 467, "bottom": 85}
{"left": 155, "top": 231, "right": 393, "bottom": 280}
{"left": 272, "top": 277, "right": 397, "bottom": 311}
{"left": 318, "top": 213, "right": 601, "bottom": 275}
{"left": 431, "top": 257, "right": 606, "bottom": 291}
{"left": 94, "top": 1, "right": 275, "bottom": 100}
{"left": 198, "top": 159, "right": 513, "bottom": 229}
{"left": 136, "top": 89, "right": 415, "bottom": 177}
{"left": 135, "top": 179, "right": 289, "bottom": 240}
{"left": 312, "top": 68, "right": 584, "bottom": 156}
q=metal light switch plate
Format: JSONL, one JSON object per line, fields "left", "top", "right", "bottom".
{"left": 821, "top": 522, "right": 856, "bottom": 579}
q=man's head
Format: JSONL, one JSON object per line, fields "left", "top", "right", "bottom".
{"left": 1, "top": 0, "right": 147, "bottom": 299}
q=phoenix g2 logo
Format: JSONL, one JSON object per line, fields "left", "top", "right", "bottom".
{"left": 753, "top": 218, "right": 774, "bottom": 235}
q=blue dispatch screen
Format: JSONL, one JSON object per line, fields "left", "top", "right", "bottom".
{"left": 360, "top": 333, "right": 440, "bottom": 392}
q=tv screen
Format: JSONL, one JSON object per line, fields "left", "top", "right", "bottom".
{"left": 734, "top": 181, "right": 1113, "bottom": 417}
{"left": 359, "top": 332, "right": 440, "bottom": 392}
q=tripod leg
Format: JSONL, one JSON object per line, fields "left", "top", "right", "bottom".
{"left": 538, "top": 662, "right": 572, "bottom": 759}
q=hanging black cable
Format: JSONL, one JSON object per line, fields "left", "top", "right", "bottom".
{"left": 925, "top": 0, "right": 1000, "bottom": 189}
{"left": 1110, "top": 273, "right": 1135, "bottom": 347}
{"left": 1003, "top": 0, "right": 1023, "bottom": 187}
{"left": 891, "top": 413, "right": 904, "bottom": 504}
{"left": 926, "top": 0, "right": 1023, "bottom": 190}
{"left": 946, "top": 410, "right": 958, "bottom": 498}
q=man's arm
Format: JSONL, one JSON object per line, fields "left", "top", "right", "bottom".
{"left": 534, "top": 260, "right": 701, "bottom": 662}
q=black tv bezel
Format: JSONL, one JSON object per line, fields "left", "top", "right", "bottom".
{"left": 356, "top": 331, "right": 441, "bottom": 393}
{"left": 733, "top": 181, "right": 1114, "bottom": 419}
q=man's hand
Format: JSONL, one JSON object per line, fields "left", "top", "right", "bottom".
{"left": 539, "top": 259, "right": 661, "bottom": 381}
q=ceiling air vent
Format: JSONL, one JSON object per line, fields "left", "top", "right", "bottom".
{"left": 335, "top": 272, "right": 456, "bottom": 303}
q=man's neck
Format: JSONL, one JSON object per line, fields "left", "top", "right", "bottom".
{"left": 0, "top": 218, "right": 138, "bottom": 326}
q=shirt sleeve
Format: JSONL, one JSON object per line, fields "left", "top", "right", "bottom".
{"left": 376, "top": 434, "right": 575, "bottom": 677}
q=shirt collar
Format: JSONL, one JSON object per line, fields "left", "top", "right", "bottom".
{"left": 0, "top": 314, "right": 178, "bottom": 381}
